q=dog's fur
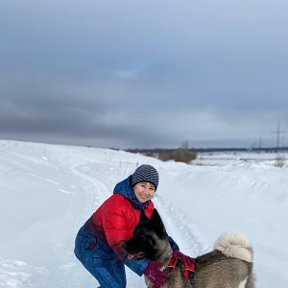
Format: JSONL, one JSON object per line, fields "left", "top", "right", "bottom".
{"left": 123, "top": 209, "right": 255, "bottom": 288}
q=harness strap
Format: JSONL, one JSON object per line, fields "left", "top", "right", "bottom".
{"left": 189, "top": 270, "right": 196, "bottom": 288}
{"left": 165, "top": 255, "right": 196, "bottom": 288}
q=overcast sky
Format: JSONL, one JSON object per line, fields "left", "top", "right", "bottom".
{"left": 1, "top": 0, "right": 288, "bottom": 149}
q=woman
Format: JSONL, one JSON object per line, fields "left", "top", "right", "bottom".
{"left": 74, "top": 164, "right": 193, "bottom": 288}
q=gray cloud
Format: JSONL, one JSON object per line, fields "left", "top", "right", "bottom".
{"left": 1, "top": 0, "right": 288, "bottom": 148}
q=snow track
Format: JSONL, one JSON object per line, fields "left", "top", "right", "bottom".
{"left": 155, "top": 195, "right": 208, "bottom": 257}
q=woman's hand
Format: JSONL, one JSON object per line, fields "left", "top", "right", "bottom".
{"left": 144, "top": 261, "right": 168, "bottom": 288}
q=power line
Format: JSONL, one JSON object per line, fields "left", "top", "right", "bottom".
{"left": 273, "top": 121, "right": 285, "bottom": 149}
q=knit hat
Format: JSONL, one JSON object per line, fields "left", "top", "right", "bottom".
{"left": 131, "top": 164, "right": 159, "bottom": 190}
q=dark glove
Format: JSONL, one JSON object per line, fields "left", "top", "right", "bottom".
{"left": 172, "top": 249, "right": 195, "bottom": 266}
{"left": 144, "top": 261, "right": 168, "bottom": 288}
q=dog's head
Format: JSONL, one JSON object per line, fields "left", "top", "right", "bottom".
{"left": 122, "top": 209, "right": 168, "bottom": 260}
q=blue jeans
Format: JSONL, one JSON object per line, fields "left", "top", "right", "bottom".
{"left": 74, "top": 222, "right": 127, "bottom": 288}
{"left": 82, "top": 257, "right": 127, "bottom": 288}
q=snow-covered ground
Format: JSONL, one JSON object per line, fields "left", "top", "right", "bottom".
{"left": 0, "top": 140, "right": 287, "bottom": 287}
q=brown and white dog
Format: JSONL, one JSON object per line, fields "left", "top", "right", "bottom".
{"left": 123, "top": 209, "right": 255, "bottom": 288}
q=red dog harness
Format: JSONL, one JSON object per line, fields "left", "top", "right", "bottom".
{"left": 164, "top": 253, "right": 196, "bottom": 287}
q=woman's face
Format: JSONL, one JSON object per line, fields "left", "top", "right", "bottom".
{"left": 133, "top": 182, "right": 156, "bottom": 203}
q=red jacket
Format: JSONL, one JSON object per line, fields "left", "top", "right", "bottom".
{"left": 92, "top": 193, "right": 154, "bottom": 256}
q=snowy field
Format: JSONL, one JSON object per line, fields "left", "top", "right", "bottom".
{"left": 0, "top": 140, "right": 287, "bottom": 287}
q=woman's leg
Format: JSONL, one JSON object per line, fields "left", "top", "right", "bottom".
{"left": 83, "top": 259, "right": 127, "bottom": 288}
{"left": 74, "top": 224, "right": 126, "bottom": 287}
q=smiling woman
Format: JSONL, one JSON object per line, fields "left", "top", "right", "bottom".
{"left": 74, "top": 164, "right": 192, "bottom": 288}
{"left": 133, "top": 182, "right": 156, "bottom": 203}
{"left": 131, "top": 164, "right": 158, "bottom": 202}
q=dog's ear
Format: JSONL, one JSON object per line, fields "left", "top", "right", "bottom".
{"left": 151, "top": 209, "right": 164, "bottom": 227}
{"left": 151, "top": 209, "right": 162, "bottom": 223}
{"left": 151, "top": 209, "right": 167, "bottom": 239}
{"left": 140, "top": 210, "right": 149, "bottom": 222}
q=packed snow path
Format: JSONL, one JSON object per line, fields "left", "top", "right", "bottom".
{"left": 0, "top": 141, "right": 205, "bottom": 288}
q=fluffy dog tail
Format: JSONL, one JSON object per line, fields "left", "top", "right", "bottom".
{"left": 214, "top": 232, "right": 253, "bottom": 263}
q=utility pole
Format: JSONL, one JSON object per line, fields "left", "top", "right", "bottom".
{"left": 273, "top": 122, "right": 285, "bottom": 151}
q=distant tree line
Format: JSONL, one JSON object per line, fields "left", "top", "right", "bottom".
{"left": 124, "top": 144, "right": 288, "bottom": 164}
{"left": 125, "top": 146, "right": 288, "bottom": 154}
{"left": 126, "top": 141, "right": 197, "bottom": 164}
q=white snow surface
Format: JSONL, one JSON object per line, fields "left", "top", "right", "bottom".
{"left": 0, "top": 140, "right": 287, "bottom": 287}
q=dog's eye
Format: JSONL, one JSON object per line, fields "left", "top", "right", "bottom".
{"left": 148, "top": 237, "right": 155, "bottom": 246}
{"left": 141, "top": 234, "right": 155, "bottom": 247}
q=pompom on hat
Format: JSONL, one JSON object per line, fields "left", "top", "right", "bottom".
{"left": 131, "top": 164, "right": 159, "bottom": 190}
